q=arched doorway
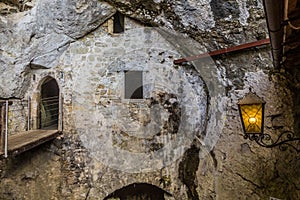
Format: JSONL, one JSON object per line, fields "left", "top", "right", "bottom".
{"left": 104, "top": 183, "right": 172, "bottom": 200}
{"left": 39, "top": 77, "right": 59, "bottom": 130}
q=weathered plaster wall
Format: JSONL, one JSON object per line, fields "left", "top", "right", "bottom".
{"left": 0, "top": 0, "right": 299, "bottom": 200}
{"left": 0, "top": 142, "right": 62, "bottom": 199}
{"left": 0, "top": 0, "right": 115, "bottom": 98}
{"left": 20, "top": 19, "right": 214, "bottom": 199}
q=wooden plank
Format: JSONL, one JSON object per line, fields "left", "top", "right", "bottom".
{"left": 0, "top": 129, "right": 61, "bottom": 157}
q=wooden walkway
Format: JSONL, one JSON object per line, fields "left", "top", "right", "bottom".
{"left": 0, "top": 129, "right": 61, "bottom": 158}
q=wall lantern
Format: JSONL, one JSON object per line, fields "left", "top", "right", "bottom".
{"left": 238, "top": 90, "right": 300, "bottom": 152}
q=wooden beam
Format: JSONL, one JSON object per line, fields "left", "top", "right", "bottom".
{"left": 174, "top": 38, "right": 270, "bottom": 65}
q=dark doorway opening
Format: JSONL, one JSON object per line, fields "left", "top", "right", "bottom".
{"left": 39, "top": 77, "right": 59, "bottom": 130}
{"left": 104, "top": 183, "right": 172, "bottom": 200}
{"left": 113, "top": 11, "right": 125, "bottom": 33}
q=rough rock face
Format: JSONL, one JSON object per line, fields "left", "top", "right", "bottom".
{"left": 0, "top": 0, "right": 265, "bottom": 98}
{"left": 103, "top": 0, "right": 215, "bottom": 31}
{"left": 0, "top": 0, "right": 35, "bottom": 14}
{"left": 0, "top": 0, "right": 299, "bottom": 200}
{"left": 0, "top": 0, "right": 114, "bottom": 98}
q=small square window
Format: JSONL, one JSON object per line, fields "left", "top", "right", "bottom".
{"left": 113, "top": 11, "right": 124, "bottom": 33}
{"left": 125, "top": 71, "right": 143, "bottom": 99}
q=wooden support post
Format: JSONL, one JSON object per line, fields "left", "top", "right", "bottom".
{"left": 58, "top": 94, "right": 63, "bottom": 132}
{"left": 28, "top": 97, "right": 31, "bottom": 131}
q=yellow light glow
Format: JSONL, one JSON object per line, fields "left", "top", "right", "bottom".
{"left": 248, "top": 117, "right": 257, "bottom": 124}
{"left": 240, "top": 104, "right": 263, "bottom": 133}
{"left": 237, "top": 91, "right": 265, "bottom": 134}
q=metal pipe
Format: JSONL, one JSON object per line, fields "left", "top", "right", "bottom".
{"left": 42, "top": 102, "right": 59, "bottom": 107}
{"left": 284, "top": 0, "right": 289, "bottom": 21}
{"left": 4, "top": 100, "right": 8, "bottom": 158}
{"left": 41, "top": 96, "right": 59, "bottom": 100}
{"left": 174, "top": 39, "right": 270, "bottom": 65}
{"left": 262, "top": 0, "right": 284, "bottom": 68}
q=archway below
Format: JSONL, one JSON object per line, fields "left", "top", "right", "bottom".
{"left": 39, "top": 77, "right": 59, "bottom": 130}
{"left": 104, "top": 183, "right": 172, "bottom": 200}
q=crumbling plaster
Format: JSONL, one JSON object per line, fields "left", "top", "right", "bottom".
{"left": 0, "top": 0, "right": 299, "bottom": 200}
{"left": 21, "top": 17, "right": 226, "bottom": 199}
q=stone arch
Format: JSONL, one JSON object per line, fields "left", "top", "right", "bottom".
{"left": 37, "top": 76, "right": 60, "bottom": 129}
{"left": 104, "top": 183, "right": 173, "bottom": 200}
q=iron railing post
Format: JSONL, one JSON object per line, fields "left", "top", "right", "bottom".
{"left": 4, "top": 100, "right": 8, "bottom": 158}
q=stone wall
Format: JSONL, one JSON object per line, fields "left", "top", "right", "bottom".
{"left": 0, "top": 0, "right": 299, "bottom": 200}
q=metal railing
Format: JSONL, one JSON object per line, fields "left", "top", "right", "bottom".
{"left": 0, "top": 95, "right": 63, "bottom": 158}
{"left": 1, "top": 98, "right": 30, "bottom": 158}
{"left": 40, "top": 96, "right": 59, "bottom": 129}
{"left": 4, "top": 100, "right": 8, "bottom": 158}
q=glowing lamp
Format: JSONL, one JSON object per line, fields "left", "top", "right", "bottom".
{"left": 237, "top": 91, "right": 265, "bottom": 135}
{"left": 237, "top": 90, "right": 300, "bottom": 152}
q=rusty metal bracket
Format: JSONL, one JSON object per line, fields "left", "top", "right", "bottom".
{"left": 174, "top": 38, "right": 270, "bottom": 65}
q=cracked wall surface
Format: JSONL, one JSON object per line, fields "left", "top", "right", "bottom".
{"left": 0, "top": 0, "right": 299, "bottom": 200}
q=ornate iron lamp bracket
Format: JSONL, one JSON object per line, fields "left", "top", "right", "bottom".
{"left": 238, "top": 90, "right": 300, "bottom": 152}
{"left": 244, "top": 131, "right": 300, "bottom": 152}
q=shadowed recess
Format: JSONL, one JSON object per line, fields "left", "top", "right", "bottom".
{"left": 104, "top": 183, "right": 172, "bottom": 200}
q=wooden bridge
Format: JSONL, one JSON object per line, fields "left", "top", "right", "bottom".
{"left": 0, "top": 94, "right": 62, "bottom": 159}
{"left": 0, "top": 129, "right": 61, "bottom": 158}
